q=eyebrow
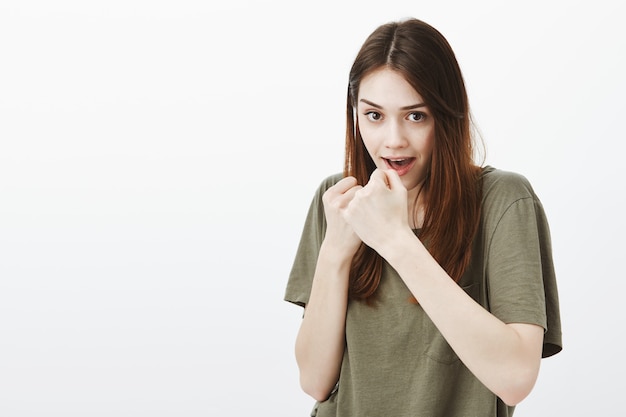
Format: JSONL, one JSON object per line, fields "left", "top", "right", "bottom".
{"left": 359, "top": 98, "right": 427, "bottom": 110}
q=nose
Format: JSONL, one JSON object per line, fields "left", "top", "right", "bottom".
{"left": 384, "top": 121, "right": 408, "bottom": 148}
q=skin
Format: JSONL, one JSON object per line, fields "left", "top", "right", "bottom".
{"left": 356, "top": 67, "right": 435, "bottom": 224}
{"left": 295, "top": 67, "right": 544, "bottom": 406}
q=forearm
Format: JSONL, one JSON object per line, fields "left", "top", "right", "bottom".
{"left": 295, "top": 242, "right": 350, "bottom": 401}
{"left": 382, "top": 229, "right": 543, "bottom": 406}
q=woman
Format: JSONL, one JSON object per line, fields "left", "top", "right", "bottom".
{"left": 285, "top": 18, "right": 561, "bottom": 417}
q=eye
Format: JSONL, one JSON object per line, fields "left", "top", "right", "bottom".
{"left": 408, "top": 112, "right": 427, "bottom": 122}
{"left": 364, "top": 111, "right": 382, "bottom": 122}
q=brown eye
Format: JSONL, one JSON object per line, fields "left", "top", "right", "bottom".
{"left": 365, "top": 111, "right": 382, "bottom": 121}
{"left": 408, "top": 112, "right": 426, "bottom": 122}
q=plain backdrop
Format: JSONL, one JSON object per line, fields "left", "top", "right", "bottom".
{"left": 1, "top": 0, "right": 624, "bottom": 416}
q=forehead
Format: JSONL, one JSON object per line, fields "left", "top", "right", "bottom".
{"left": 358, "top": 68, "right": 424, "bottom": 107}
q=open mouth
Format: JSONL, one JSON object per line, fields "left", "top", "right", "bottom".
{"left": 383, "top": 157, "right": 416, "bottom": 175}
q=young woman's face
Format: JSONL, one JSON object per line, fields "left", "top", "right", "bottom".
{"left": 357, "top": 68, "right": 435, "bottom": 198}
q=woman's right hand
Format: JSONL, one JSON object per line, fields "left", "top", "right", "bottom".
{"left": 296, "top": 176, "right": 360, "bottom": 401}
{"left": 321, "top": 176, "right": 363, "bottom": 257}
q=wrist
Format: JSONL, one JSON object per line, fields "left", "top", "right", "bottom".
{"left": 379, "top": 227, "right": 423, "bottom": 265}
{"left": 318, "top": 240, "right": 357, "bottom": 271}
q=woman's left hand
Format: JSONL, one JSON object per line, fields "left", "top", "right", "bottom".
{"left": 342, "top": 169, "right": 410, "bottom": 252}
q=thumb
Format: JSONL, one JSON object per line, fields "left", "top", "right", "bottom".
{"left": 368, "top": 168, "right": 390, "bottom": 188}
{"left": 383, "top": 169, "right": 404, "bottom": 190}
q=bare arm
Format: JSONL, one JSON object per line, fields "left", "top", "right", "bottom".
{"left": 344, "top": 169, "right": 544, "bottom": 406}
{"left": 384, "top": 231, "right": 543, "bottom": 406}
{"left": 294, "top": 177, "right": 362, "bottom": 402}
{"left": 294, "top": 243, "right": 350, "bottom": 401}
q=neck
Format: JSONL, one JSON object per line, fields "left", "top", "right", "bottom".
{"left": 408, "top": 194, "right": 426, "bottom": 230}
{"left": 407, "top": 179, "right": 427, "bottom": 229}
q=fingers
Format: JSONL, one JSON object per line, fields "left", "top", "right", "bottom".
{"left": 383, "top": 169, "right": 404, "bottom": 190}
{"left": 333, "top": 176, "right": 359, "bottom": 194}
{"left": 329, "top": 171, "right": 404, "bottom": 207}
{"left": 368, "top": 169, "right": 390, "bottom": 189}
{"left": 367, "top": 169, "right": 403, "bottom": 191}
{"left": 323, "top": 176, "right": 362, "bottom": 207}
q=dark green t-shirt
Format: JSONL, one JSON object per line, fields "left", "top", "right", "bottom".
{"left": 285, "top": 166, "right": 562, "bottom": 417}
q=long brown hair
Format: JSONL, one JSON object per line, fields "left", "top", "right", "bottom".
{"left": 344, "top": 18, "right": 483, "bottom": 303}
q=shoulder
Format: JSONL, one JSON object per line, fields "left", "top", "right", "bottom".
{"left": 481, "top": 166, "right": 538, "bottom": 205}
{"left": 479, "top": 166, "right": 543, "bottom": 230}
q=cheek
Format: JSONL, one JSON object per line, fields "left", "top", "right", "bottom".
{"left": 357, "top": 124, "right": 376, "bottom": 152}
{"left": 360, "top": 138, "right": 376, "bottom": 161}
{"left": 419, "top": 129, "right": 436, "bottom": 157}
{"left": 360, "top": 135, "right": 381, "bottom": 163}
{"left": 425, "top": 135, "right": 435, "bottom": 156}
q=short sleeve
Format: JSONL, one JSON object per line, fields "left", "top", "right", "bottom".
{"left": 485, "top": 175, "right": 562, "bottom": 358}
{"left": 284, "top": 174, "right": 341, "bottom": 308}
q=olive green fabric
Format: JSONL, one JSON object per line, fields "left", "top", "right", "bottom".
{"left": 285, "top": 166, "right": 562, "bottom": 417}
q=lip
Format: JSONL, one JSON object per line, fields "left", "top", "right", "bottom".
{"left": 383, "top": 157, "right": 416, "bottom": 176}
